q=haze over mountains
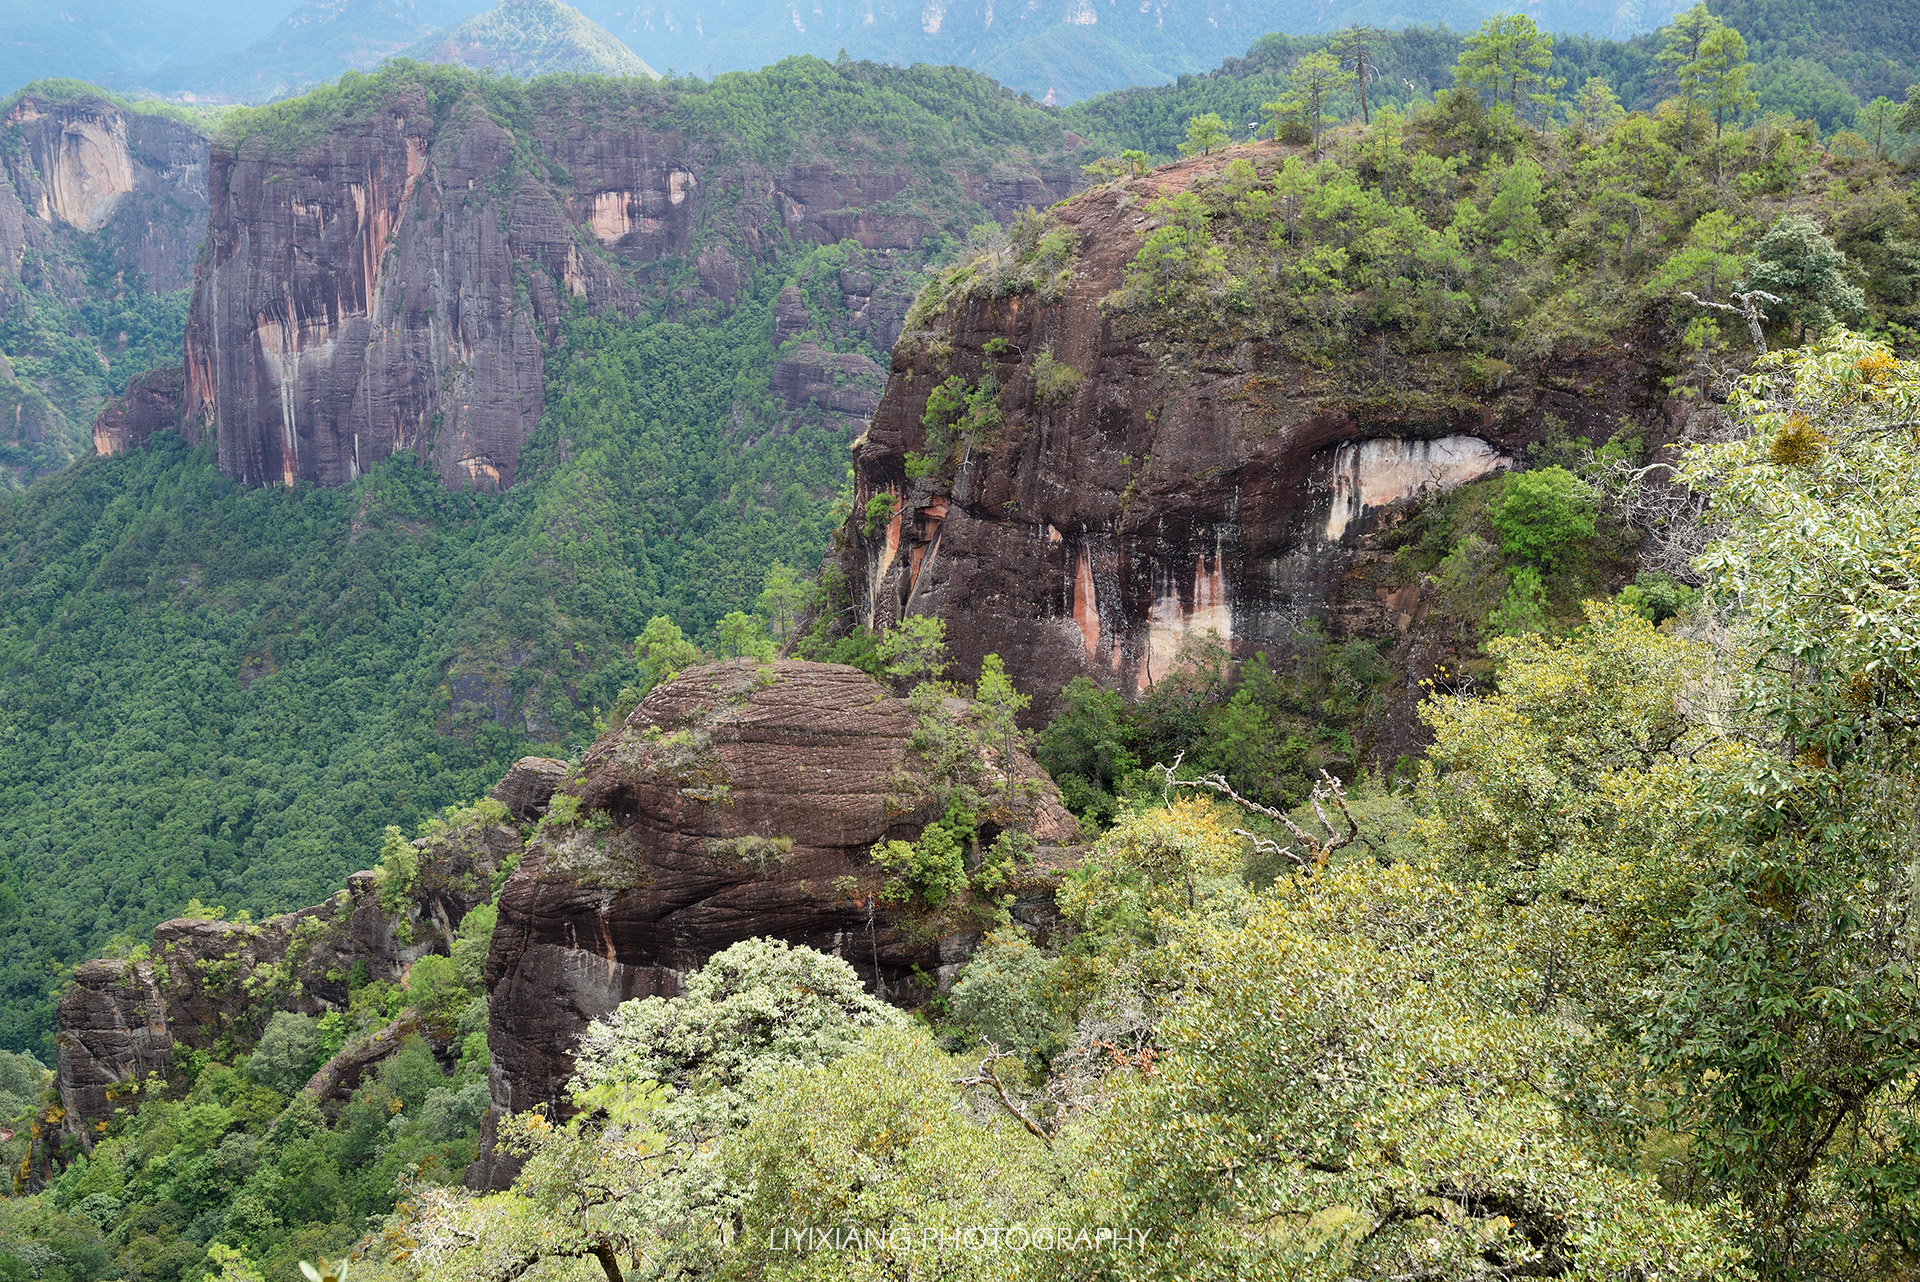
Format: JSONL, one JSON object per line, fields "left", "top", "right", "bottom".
{"left": 6, "top": 0, "right": 1690, "bottom": 104}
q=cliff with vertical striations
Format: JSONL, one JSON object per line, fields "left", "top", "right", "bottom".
{"left": 827, "top": 149, "right": 1687, "bottom": 744}
{"left": 177, "top": 64, "right": 1089, "bottom": 491}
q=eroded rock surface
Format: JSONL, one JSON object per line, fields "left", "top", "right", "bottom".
{"left": 179, "top": 75, "right": 1084, "bottom": 491}
{"left": 474, "top": 659, "right": 1078, "bottom": 1186}
{"left": 830, "top": 151, "right": 1679, "bottom": 743}
{"left": 52, "top": 796, "right": 525, "bottom": 1136}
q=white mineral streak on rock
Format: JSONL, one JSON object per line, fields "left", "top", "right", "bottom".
{"left": 1324, "top": 436, "right": 1508, "bottom": 542}
{"left": 1139, "top": 545, "right": 1231, "bottom": 692}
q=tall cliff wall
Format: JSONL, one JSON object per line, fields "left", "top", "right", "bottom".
{"left": 179, "top": 68, "right": 1088, "bottom": 490}
{"left": 0, "top": 88, "right": 210, "bottom": 483}
{"left": 827, "top": 150, "right": 1684, "bottom": 741}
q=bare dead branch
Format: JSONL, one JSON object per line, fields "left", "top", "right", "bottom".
{"left": 1679, "top": 288, "right": 1781, "bottom": 354}
{"left": 1154, "top": 763, "right": 1358, "bottom": 870}
{"left": 956, "top": 1044, "right": 1055, "bottom": 1149}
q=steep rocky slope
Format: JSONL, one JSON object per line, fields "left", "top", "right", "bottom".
{"left": 827, "top": 148, "right": 1683, "bottom": 741}
{"left": 0, "top": 86, "right": 209, "bottom": 485}
{"left": 169, "top": 62, "right": 1086, "bottom": 490}
{"left": 474, "top": 658, "right": 1078, "bottom": 1184}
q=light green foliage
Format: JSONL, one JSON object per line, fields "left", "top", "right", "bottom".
{"left": 1618, "top": 569, "right": 1698, "bottom": 623}
{"left": 1054, "top": 861, "right": 1747, "bottom": 1281}
{"left": 245, "top": 1012, "right": 322, "bottom": 1095}
{"left": 872, "top": 614, "right": 950, "bottom": 690}
{"left": 1083, "top": 149, "right": 1150, "bottom": 182}
{"left": 405, "top": 956, "right": 470, "bottom": 1038}
{"left": 723, "top": 1027, "right": 1058, "bottom": 1282}
{"left": 1489, "top": 465, "right": 1597, "bottom": 568}
{"left": 755, "top": 562, "right": 814, "bottom": 647}
{"left": 1648, "top": 208, "right": 1749, "bottom": 303}
{"left": 861, "top": 492, "right": 895, "bottom": 537}
{"left": 715, "top": 611, "right": 776, "bottom": 662}
{"left": 1453, "top": 13, "right": 1556, "bottom": 118}
{"left": 373, "top": 827, "right": 420, "bottom": 914}
{"left": 1059, "top": 797, "right": 1246, "bottom": 951}
{"left": 635, "top": 615, "right": 706, "bottom": 693}
{"left": 1262, "top": 51, "right": 1351, "bottom": 158}
{"left": 402, "top": 942, "right": 900, "bottom": 1281}
{"left": 1571, "top": 76, "right": 1625, "bottom": 139}
{"left": 1030, "top": 351, "right": 1084, "bottom": 403}
{"left": 1178, "top": 112, "right": 1231, "bottom": 157}
{"left": 947, "top": 930, "right": 1066, "bottom": 1060}
{"left": 873, "top": 803, "right": 973, "bottom": 910}
{"left": 1744, "top": 213, "right": 1866, "bottom": 340}
{"left": 1484, "top": 562, "right": 1549, "bottom": 634}
{"left": 915, "top": 373, "right": 1003, "bottom": 473}
{"left": 449, "top": 903, "right": 497, "bottom": 990}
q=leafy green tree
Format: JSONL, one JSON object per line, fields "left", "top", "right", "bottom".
{"left": 715, "top": 610, "right": 776, "bottom": 661}
{"left": 1453, "top": 14, "right": 1554, "bottom": 117}
{"left": 245, "top": 1013, "right": 322, "bottom": 1095}
{"left": 1696, "top": 24, "right": 1756, "bottom": 177}
{"left": 1035, "top": 676, "right": 1138, "bottom": 825}
{"left": 1648, "top": 208, "right": 1748, "bottom": 303}
{"left": 755, "top": 563, "right": 814, "bottom": 648}
{"left": 1263, "top": 51, "right": 1351, "bottom": 159}
{"left": 1178, "top": 112, "right": 1231, "bottom": 157}
{"left": 635, "top": 615, "right": 705, "bottom": 692}
{"left": 872, "top": 615, "right": 949, "bottom": 690}
{"left": 1656, "top": 2, "right": 1723, "bottom": 152}
{"left": 1857, "top": 95, "right": 1900, "bottom": 158}
{"left": 1489, "top": 466, "right": 1597, "bottom": 568}
{"left": 1744, "top": 214, "right": 1865, "bottom": 340}
{"left": 1572, "top": 75, "right": 1625, "bottom": 139}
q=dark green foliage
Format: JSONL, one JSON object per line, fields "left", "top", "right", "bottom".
{"left": 1746, "top": 213, "right": 1869, "bottom": 339}
{"left": 0, "top": 52, "right": 1084, "bottom": 1053}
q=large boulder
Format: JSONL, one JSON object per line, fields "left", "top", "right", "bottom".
{"left": 473, "top": 659, "right": 1079, "bottom": 1185}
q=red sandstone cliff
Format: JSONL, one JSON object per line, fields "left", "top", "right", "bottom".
{"left": 827, "top": 149, "right": 1682, "bottom": 738}
{"left": 177, "top": 71, "right": 1086, "bottom": 490}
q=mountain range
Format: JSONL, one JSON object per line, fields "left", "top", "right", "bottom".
{"left": 4, "top": 0, "right": 1701, "bottom": 106}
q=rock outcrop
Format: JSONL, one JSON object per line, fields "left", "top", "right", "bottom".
{"left": 829, "top": 150, "right": 1678, "bottom": 739}
{"left": 1, "top": 89, "right": 210, "bottom": 485}
{"left": 179, "top": 67, "right": 1085, "bottom": 491}
{"left": 91, "top": 365, "right": 185, "bottom": 456}
{"left": 473, "top": 659, "right": 1078, "bottom": 1186}
{"left": 53, "top": 797, "right": 525, "bottom": 1137}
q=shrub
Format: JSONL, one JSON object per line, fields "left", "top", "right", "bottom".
{"left": 1031, "top": 351, "right": 1084, "bottom": 404}
{"left": 1490, "top": 466, "right": 1596, "bottom": 568}
{"left": 245, "top": 1012, "right": 322, "bottom": 1095}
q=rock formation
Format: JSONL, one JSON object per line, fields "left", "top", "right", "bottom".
{"left": 179, "top": 68, "right": 1085, "bottom": 491}
{"left": 827, "top": 151, "right": 1678, "bottom": 738}
{"left": 472, "top": 658, "right": 1078, "bottom": 1186}
{"left": 1, "top": 89, "right": 210, "bottom": 484}
{"left": 91, "top": 366, "right": 186, "bottom": 456}
{"left": 54, "top": 798, "right": 526, "bottom": 1137}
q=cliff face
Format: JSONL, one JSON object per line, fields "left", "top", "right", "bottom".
{"left": 181, "top": 73, "right": 1085, "bottom": 490}
{"left": 0, "top": 90, "right": 210, "bottom": 485}
{"left": 54, "top": 800, "right": 519, "bottom": 1137}
{"left": 829, "top": 152, "right": 1679, "bottom": 736}
{"left": 473, "top": 658, "right": 1078, "bottom": 1186}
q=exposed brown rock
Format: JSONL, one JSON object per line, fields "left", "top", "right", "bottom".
{"left": 180, "top": 76, "right": 1085, "bottom": 492}
{"left": 472, "top": 658, "right": 1078, "bottom": 1186}
{"left": 491, "top": 755, "right": 568, "bottom": 822}
{"left": 52, "top": 813, "right": 516, "bottom": 1137}
{"left": 92, "top": 365, "right": 184, "bottom": 456}
{"left": 828, "top": 148, "right": 1678, "bottom": 752}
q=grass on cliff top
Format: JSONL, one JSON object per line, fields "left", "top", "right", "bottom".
{"left": 2, "top": 78, "right": 233, "bottom": 131}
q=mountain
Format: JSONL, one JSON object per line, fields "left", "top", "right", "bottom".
{"left": 0, "top": 56, "right": 1086, "bottom": 1054}
{"left": 137, "top": 0, "right": 485, "bottom": 105}
{"left": 403, "top": 0, "right": 658, "bottom": 79}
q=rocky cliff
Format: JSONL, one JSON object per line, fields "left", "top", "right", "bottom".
{"left": 0, "top": 87, "right": 209, "bottom": 485}
{"left": 54, "top": 795, "right": 519, "bottom": 1138}
{"left": 827, "top": 149, "right": 1682, "bottom": 741}
{"left": 177, "top": 64, "right": 1087, "bottom": 490}
{"left": 472, "top": 658, "right": 1078, "bottom": 1186}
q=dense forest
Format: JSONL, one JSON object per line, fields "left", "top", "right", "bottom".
{"left": 2, "top": 3, "right": 1920, "bottom": 1278}
{"left": 0, "top": 54, "right": 1089, "bottom": 1053}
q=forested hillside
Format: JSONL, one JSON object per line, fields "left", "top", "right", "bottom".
{"left": 0, "top": 56, "right": 1085, "bottom": 1054}
{"left": 1064, "top": 0, "right": 1920, "bottom": 156}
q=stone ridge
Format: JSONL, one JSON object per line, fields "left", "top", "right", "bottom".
{"left": 53, "top": 812, "right": 517, "bottom": 1139}
{"left": 177, "top": 75, "right": 1085, "bottom": 491}
{"left": 829, "top": 146, "right": 1684, "bottom": 742}
{"left": 473, "top": 658, "right": 1079, "bottom": 1187}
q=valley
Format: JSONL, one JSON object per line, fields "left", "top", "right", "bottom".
{"left": 2, "top": 4, "right": 1920, "bottom": 1280}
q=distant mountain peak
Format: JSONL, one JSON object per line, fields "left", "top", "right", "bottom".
{"left": 406, "top": 0, "right": 658, "bottom": 79}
